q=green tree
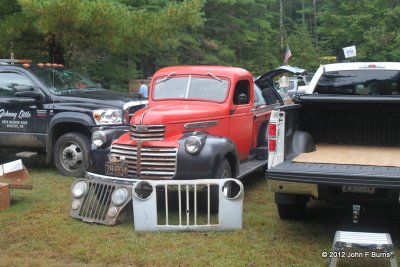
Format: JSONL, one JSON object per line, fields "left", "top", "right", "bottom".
{"left": 287, "top": 25, "right": 319, "bottom": 70}
{"left": 0, "top": 0, "right": 204, "bottom": 88}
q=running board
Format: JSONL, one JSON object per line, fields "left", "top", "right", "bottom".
{"left": 16, "top": 151, "right": 37, "bottom": 158}
{"left": 237, "top": 159, "right": 267, "bottom": 179}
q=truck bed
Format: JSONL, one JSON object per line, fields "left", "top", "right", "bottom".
{"left": 292, "top": 144, "right": 400, "bottom": 167}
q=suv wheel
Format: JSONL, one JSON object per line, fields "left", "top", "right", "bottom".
{"left": 54, "top": 132, "right": 90, "bottom": 177}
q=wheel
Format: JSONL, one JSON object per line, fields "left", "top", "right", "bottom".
{"left": 54, "top": 132, "right": 90, "bottom": 177}
{"left": 277, "top": 198, "right": 307, "bottom": 220}
{"left": 209, "top": 159, "right": 232, "bottom": 213}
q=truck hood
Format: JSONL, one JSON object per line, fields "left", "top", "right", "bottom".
{"left": 255, "top": 65, "right": 307, "bottom": 90}
{"left": 55, "top": 89, "right": 144, "bottom": 109}
{"left": 132, "top": 103, "right": 227, "bottom": 125}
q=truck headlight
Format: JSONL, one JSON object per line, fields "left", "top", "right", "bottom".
{"left": 111, "top": 187, "right": 129, "bottom": 206}
{"left": 92, "top": 109, "right": 122, "bottom": 125}
{"left": 72, "top": 180, "right": 88, "bottom": 198}
{"left": 185, "top": 136, "right": 203, "bottom": 154}
{"left": 92, "top": 131, "right": 106, "bottom": 148}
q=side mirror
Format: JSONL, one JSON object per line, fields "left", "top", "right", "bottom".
{"left": 237, "top": 93, "right": 248, "bottom": 104}
{"left": 13, "top": 85, "right": 33, "bottom": 93}
{"left": 14, "top": 86, "right": 45, "bottom": 102}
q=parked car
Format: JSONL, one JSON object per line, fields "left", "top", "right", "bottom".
{"left": 0, "top": 59, "right": 146, "bottom": 176}
{"left": 287, "top": 77, "right": 307, "bottom": 98}
{"left": 257, "top": 66, "right": 308, "bottom": 100}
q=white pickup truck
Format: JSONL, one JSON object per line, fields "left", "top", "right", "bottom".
{"left": 266, "top": 62, "right": 400, "bottom": 219}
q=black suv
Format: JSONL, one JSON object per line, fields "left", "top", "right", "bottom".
{"left": 0, "top": 60, "right": 146, "bottom": 176}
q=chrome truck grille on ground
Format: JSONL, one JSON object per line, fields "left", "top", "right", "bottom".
{"left": 110, "top": 144, "right": 178, "bottom": 179}
{"left": 70, "top": 179, "right": 132, "bottom": 225}
{"left": 132, "top": 179, "right": 244, "bottom": 231}
{"left": 130, "top": 124, "right": 165, "bottom": 140}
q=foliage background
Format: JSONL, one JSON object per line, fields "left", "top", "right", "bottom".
{"left": 1, "top": 0, "right": 399, "bottom": 90}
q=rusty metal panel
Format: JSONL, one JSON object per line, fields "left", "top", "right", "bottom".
{"left": 132, "top": 178, "right": 244, "bottom": 231}
{"left": 0, "top": 183, "right": 10, "bottom": 211}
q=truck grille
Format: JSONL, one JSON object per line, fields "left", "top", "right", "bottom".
{"left": 79, "top": 181, "right": 115, "bottom": 223}
{"left": 128, "top": 105, "right": 145, "bottom": 123}
{"left": 70, "top": 179, "right": 132, "bottom": 225}
{"left": 110, "top": 144, "right": 178, "bottom": 179}
{"left": 130, "top": 124, "right": 165, "bottom": 140}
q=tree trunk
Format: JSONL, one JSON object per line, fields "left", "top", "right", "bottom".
{"left": 280, "top": 0, "right": 284, "bottom": 50}
{"left": 313, "top": 0, "right": 318, "bottom": 49}
{"left": 48, "top": 35, "right": 64, "bottom": 64}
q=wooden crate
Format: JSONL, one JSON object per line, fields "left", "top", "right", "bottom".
{"left": 0, "top": 183, "right": 10, "bottom": 211}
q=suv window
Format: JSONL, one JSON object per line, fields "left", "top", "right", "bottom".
{"left": 315, "top": 70, "right": 400, "bottom": 95}
{"left": 0, "top": 72, "right": 33, "bottom": 97}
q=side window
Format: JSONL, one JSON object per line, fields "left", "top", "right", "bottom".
{"left": 254, "top": 84, "right": 266, "bottom": 107}
{"left": 0, "top": 72, "right": 33, "bottom": 97}
{"left": 233, "top": 80, "right": 250, "bottom": 105}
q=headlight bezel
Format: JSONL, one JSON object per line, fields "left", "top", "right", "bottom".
{"left": 184, "top": 132, "right": 206, "bottom": 154}
{"left": 72, "top": 180, "right": 88, "bottom": 199}
{"left": 111, "top": 187, "right": 129, "bottom": 206}
{"left": 92, "top": 109, "right": 123, "bottom": 125}
{"left": 92, "top": 130, "right": 107, "bottom": 148}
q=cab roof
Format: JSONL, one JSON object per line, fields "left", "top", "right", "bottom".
{"left": 321, "top": 62, "right": 400, "bottom": 71}
{"left": 153, "top": 66, "right": 252, "bottom": 80}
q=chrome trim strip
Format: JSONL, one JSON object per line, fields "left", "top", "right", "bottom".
{"left": 184, "top": 120, "right": 218, "bottom": 129}
{"left": 139, "top": 107, "right": 154, "bottom": 124}
{"left": 86, "top": 172, "right": 140, "bottom": 184}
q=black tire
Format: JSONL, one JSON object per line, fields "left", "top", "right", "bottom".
{"left": 277, "top": 198, "right": 307, "bottom": 220}
{"left": 54, "top": 132, "right": 90, "bottom": 177}
{"left": 209, "top": 159, "right": 232, "bottom": 213}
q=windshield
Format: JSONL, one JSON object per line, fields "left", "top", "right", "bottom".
{"left": 30, "top": 67, "right": 99, "bottom": 93}
{"left": 153, "top": 75, "right": 229, "bottom": 102}
{"left": 315, "top": 70, "right": 400, "bottom": 95}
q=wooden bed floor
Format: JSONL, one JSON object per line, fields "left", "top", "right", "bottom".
{"left": 292, "top": 144, "right": 400, "bottom": 167}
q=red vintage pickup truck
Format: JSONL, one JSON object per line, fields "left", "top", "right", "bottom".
{"left": 70, "top": 65, "right": 301, "bottom": 225}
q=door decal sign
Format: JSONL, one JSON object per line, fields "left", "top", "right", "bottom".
{"left": 0, "top": 109, "right": 32, "bottom": 129}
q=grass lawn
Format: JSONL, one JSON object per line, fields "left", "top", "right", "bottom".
{"left": 1, "top": 158, "right": 400, "bottom": 266}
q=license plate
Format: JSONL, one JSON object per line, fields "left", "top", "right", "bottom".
{"left": 105, "top": 160, "right": 129, "bottom": 177}
{"left": 342, "top": 185, "right": 375, "bottom": 194}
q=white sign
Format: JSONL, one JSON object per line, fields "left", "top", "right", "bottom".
{"left": 343, "top": 45, "right": 357, "bottom": 58}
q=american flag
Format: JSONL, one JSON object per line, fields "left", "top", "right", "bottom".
{"left": 283, "top": 45, "right": 292, "bottom": 65}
